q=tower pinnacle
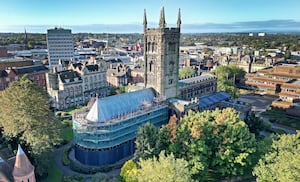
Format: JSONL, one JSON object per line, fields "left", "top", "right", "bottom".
{"left": 159, "top": 7, "right": 166, "bottom": 28}
{"left": 143, "top": 9, "right": 147, "bottom": 30}
{"left": 177, "top": 8, "right": 181, "bottom": 28}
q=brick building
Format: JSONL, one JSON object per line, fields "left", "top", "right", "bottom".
{"left": 0, "top": 59, "right": 33, "bottom": 71}
{"left": 245, "top": 64, "right": 300, "bottom": 108}
{"left": 245, "top": 64, "right": 300, "bottom": 94}
{"left": 0, "top": 65, "right": 48, "bottom": 91}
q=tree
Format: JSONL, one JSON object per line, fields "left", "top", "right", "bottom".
{"left": 136, "top": 151, "right": 193, "bottom": 182}
{"left": 134, "top": 122, "right": 159, "bottom": 160}
{"left": 253, "top": 132, "right": 300, "bottom": 182}
{"left": 0, "top": 75, "right": 62, "bottom": 176}
{"left": 179, "top": 67, "right": 196, "bottom": 79}
{"left": 120, "top": 160, "right": 138, "bottom": 182}
{"left": 176, "top": 108, "right": 256, "bottom": 179}
{"left": 213, "top": 65, "right": 245, "bottom": 98}
{"left": 245, "top": 111, "right": 265, "bottom": 136}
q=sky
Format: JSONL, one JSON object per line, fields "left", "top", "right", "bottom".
{"left": 0, "top": 0, "right": 300, "bottom": 33}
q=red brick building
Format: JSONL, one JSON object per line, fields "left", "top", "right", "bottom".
{"left": 0, "top": 65, "right": 48, "bottom": 91}
{"left": 0, "top": 59, "right": 33, "bottom": 70}
{"left": 245, "top": 64, "right": 300, "bottom": 108}
{"left": 0, "top": 47, "right": 9, "bottom": 57}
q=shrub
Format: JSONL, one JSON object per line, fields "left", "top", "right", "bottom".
{"left": 69, "top": 160, "right": 112, "bottom": 174}
{"left": 62, "top": 147, "right": 72, "bottom": 166}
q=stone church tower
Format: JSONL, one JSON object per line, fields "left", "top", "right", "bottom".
{"left": 144, "top": 7, "right": 181, "bottom": 99}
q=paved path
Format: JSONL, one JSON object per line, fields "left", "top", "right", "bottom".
{"left": 54, "top": 141, "right": 80, "bottom": 176}
{"left": 54, "top": 141, "right": 124, "bottom": 180}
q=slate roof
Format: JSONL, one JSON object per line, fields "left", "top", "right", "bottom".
{"left": 0, "top": 70, "right": 8, "bottom": 78}
{"left": 0, "top": 157, "right": 14, "bottom": 181}
{"left": 85, "top": 64, "right": 99, "bottom": 72}
{"left": 58, "top": 70, "right": 81, "bottom": 83}
{"left": 86, "top": 88, "right": 156, "bottom": 122}
{"left": 14, "top": 65, "right": 47, "bottom": 75}
{"left": 199, "top": 92, "right": 230, "bottom": 108}
{"left": 72, "top": 63, "right": 83, "bottom": 70}
{"left": 178, "top": 74, "right": 215, "bottom": 87}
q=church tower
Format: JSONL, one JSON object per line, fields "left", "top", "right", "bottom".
{"left": 13, "top": 145, "right": 36, "bottom": 182}
{"left": 144, "top": 7, "right": 181, "bottom": 99}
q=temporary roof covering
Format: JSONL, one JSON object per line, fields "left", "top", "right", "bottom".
{"left": 86, "top": 88, "right": 155, "bottom": 122}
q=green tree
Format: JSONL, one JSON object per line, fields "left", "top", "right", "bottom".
{"left": 0, "top": 75, "right": 62, "bottom": 176}
{"left": 120, "top": 160, "right": 138, "bottom": 182}
{"left": 245, "top": 112, "right": 265, "bottom": 136}
{"left": 179, "top": 67, "right": 196, "bottom": 79}
{"left": 253, "top": 132, "right": 300, "bottom": 182}
{"left": 213, "top": 65, "right": 245, "bottom": 98}
{"left": 134, "top": 122, "right": 159, "bottom": 160}
{"left": 136, "top": 151, "right": 193, "bottom": 182}
{"left": 176, "top": 108, "right": 256, "bottom": 178}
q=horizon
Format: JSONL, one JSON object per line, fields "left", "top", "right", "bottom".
{"left": 1, "top": 0, "right": 300, "bottom": 33}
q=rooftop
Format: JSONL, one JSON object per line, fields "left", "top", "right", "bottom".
{"left": 199, "top": 92, "right": 230, "bottom": 108}
{"left": 178, "top": 74, "right": 215, "bottom": 87}
{"left": 86, "top": 88, "right": 156, "bottom": 123}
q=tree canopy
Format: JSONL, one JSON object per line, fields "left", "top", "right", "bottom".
{"left": 213, "top": 65, "right": 245, "bottom": 98}
{"left": 0, "top": 75, "right": 62, "bottom": 175}
{"left": 174, "top": 108, "right": 257, "bottom": 178}
{"left": 179, "top": 67, "right": 196, "bottom": 79}
{"left": 122, "top": 151, "right": 193, "bottom": 182}
{"left": 131, "top": 108, "right": 257, "bottom": 181}
{"left": 253, "top": 131, "right": 300, "bottom": 182}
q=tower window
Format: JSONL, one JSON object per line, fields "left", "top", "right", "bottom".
{"left": 169, "top": 79, "right": 173, "bottom": 85}
{"left": 149, "top": 61, "right": 153, "bottom": 72}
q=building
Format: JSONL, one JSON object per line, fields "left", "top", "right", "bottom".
{"left": 178, "top": 74, "right": 217, "bottom": 100}
{"left": 0, "top": 47, "right": 9, "bottom": 57}
{"left": 46, "top": 60, "right": 108, "bottom": 110}
{"left": 0, "top": 145, "right": 35, "bottom": 182}
{"left": 144, "top": 7, "right": 181, "bottom": 99}
{"left": 72, "top": 7, "right": 181, "bottom": 166}
{"left": 0, "top": 65, "right": 48, "bottom": 91}
{"left": 47, "top": 27, "right": 74, "bottom": 69}
{"left": 245, "top": 64, "right": 300, "bottom": 94}
{"left": 0, "top": 59, "right": 33, "bottom": 71}
{"left": 73, "top": 89, "right": 168, "bottom": 165}
{"left": 46, "top": 69, "right": 83, "bottom": 110}
{"left": 272, "top": 80, "right": 300, "bottom": 108}
{"left": 246, "top": 64, "right": 300, "bottom": 108}
{"left": 106, "top": 64, "right": 129, "bottom": 87}
{"left": 198, "top": 92, "right": 249, "bottom": 119}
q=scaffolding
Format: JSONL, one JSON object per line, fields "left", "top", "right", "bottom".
{"left": 73, "top": 99, "right": 169, "bottom": 149}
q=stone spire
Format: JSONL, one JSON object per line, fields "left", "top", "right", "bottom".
{"left": 143, "top": 9, "right": 147, "bottom": 30}
{"left": 13, "top": 145, "right": 35, "bottom": 182}
{"left": 159, "top": 7, "right": 166, "bottom": 28}
{"left": 177, "top": 8, "right": 181, "bottom": 28}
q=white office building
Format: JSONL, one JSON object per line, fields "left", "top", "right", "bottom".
{"left": 47, "top": 27, "right": 74, "bottom": 69}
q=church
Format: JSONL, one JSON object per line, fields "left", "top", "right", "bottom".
{"left": 72, "top": 7, "right": 182, "bottom": 166}
{"left": 0, "top": 145, "right": 36, "bottom": 182}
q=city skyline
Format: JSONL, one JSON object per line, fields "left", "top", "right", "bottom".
{"left": 1, "top": 0, "right": 300, "bottom": 33}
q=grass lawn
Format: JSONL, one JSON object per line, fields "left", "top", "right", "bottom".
{"left": 263, "top": 108, "right": 300, "bottom": 129}
{"left": 62, "top": 129, "right": 73, "bottom": 143}
{"left": 42, "top": 159, "right": 63, "bottom": 182}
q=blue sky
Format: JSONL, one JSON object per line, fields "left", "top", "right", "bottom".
{"left": 0, "top": 0, "right": 300, "bottom": 33}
